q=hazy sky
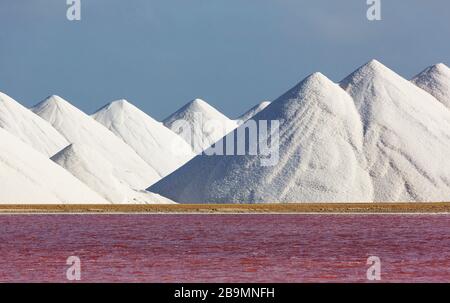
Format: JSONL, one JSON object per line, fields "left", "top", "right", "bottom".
{"left": 1, "top": 0, "right": 449, "bottom": 119}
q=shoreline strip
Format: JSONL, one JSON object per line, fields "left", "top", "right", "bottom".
{"left": 1, "top": 203, "right": 450, "bottom": 214}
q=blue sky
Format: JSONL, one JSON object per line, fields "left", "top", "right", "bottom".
{"left": 0, "top": 0, "right": 449, "bottom": 119}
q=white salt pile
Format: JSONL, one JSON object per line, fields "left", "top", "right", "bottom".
{"left": 0, "top": 92, "right": 68, "bottom": 157}
{"left": 163, "top": 98, "right": 238, "bottom": 153}
{"left": 2, "top": 60, "right": 450, "bottom": 204}
{"left": 412, "top": 63, "right": 450, "bottom": 110}
{"left": 236, "top": 101, "right": 271, "bottom": 125}
{"left": 0, "top": 127, "right": 108, "bottom": 204}
{"left": 93, "top": 99, "right": 195, "bottom": 178}
{"left": 32, "top": 95, "right": 160, "bottom": 188}
{"left": 52, "top": 143, "right": 175, "bottom": 204}
{"left": 150, "top": 73, "right": 373, "bottom": 203}
{"left": 341, "top": 60, "right": 450, "bottom": 202}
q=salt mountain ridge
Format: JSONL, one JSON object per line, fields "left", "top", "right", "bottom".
{"left": 0, "top": 127, "right": 108, "bottom": 204}
{"left": 92, "top": 99, "right": 195, "bottom": 178}
{"left": 341, "top": 60, "right": 450, "bottom": 202}
{"left": 0, "top": 92, "right": 69, "bottom": 157}
{"left": 31, "top": 95, "right": 163, "bottom": 203}
{"left": 51, "top": 143, "right": 175, "bottom": 204}
{"left": 149, "top": 72, "right": 374, "bottom": 203}
{"left": 236, "top": 101, "right": 271, "bottom": 125}
{"left": 163, "top": 98, "right": 238, "bottom": 153}
{"left": 150, "top": 60, "right": 450, "bottom": 203}
{"left": 412, "top": 63, "right": 450, "bottom": 110}
{"left": 0, "top": 59, "right": 449, "bottom": 203}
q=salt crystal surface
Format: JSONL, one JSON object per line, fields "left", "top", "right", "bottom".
{"left": 163, "top": 98, "right": 238, "bottom": 152}
{"left": 341, "top": 60, "right": 450, "bottom": 202}
{"left": 93, "top": 99, "right": 195, "bottom": 178}
{"left": 412, "top": 63, "right": 450, "bottom": 110}
{"left": 32, "top": 96, "right": 163, "bottom": 203}
{"left": 0, "top": 128, "right": 108, "bottom": 204}
{"left": 150, "top": 73, "right": 373, "bottom": 203}
{"left": 0, "top": 92, "right": 69, "bottom": 157}
{"left": 52, "top": 143, "right": 175, "bottom": 204}
{"left": 236, "top": 101, "right": 271, "bottom": 125}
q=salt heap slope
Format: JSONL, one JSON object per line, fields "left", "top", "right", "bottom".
{"left": 150, "top": 73, "right": 373, "bottom": 203}
{"left": 0, "top": 128, "right": 107, "bottom": 204}
{"left": 341, "top": 60, "right": 450, "bottom": 202}
{"left": 236, "top": 101, "right": 271, "bottom": 125}
{"left": 0, "top": 92, "right": 69, "bottom": 157}
{"left": 163, "top": 99, "right": 238, "bottom": 153}
{"left": 92, "top": 100, "right": 195, "bottom": 178}
{"left": 51, "top": 143, "right": 175, "bottom": 204}
{"left": 412, "top": 63, "right": 450, "bottom": 110}
{"left": 32, "top": 96, "right": 161, "bottom": 199}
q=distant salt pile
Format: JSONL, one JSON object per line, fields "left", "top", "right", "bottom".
{"left": 163, "top": 98, "right": 238, "bottom": 153}
{"left": 149, "top": 73, "right": 373, "bottom": 203}
{"left": 93, "top": 99, "right": 195, "bottom": 178}
{"left": 341, "top": 60, "right": 450, "bottom": 202}
{"left": 236, "top": 101, "right": 271, "bottom": 125}
{"left": 0, "top": 92, "right": 69, "bottom": 157}
{"left": 412, "top": 63, "right": 450, "bottom": 110}
{"left": 0, "top": 127, "right": 108, "bottom": 204}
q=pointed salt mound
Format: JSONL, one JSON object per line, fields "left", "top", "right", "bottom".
{"left": 341, "top": 60, "right": 450, "bottom": 202}
{"left": 92, "top": 100, "right": 195, "bottom": 178}
{"left": 32, "top": 96, "right": 160, "bottom": 192}
{"left": 0, "top": 128, "right": 108, "bottom": 204}
{"left": 51, "top": 143, "right": 175, "bottom": 204}
{"left": 163, "top": 98, "right": 238, "bottom": 153}
{"left": 236, "top": 101, "right": 271, "bottom": 125}
{"left": 0, "top": 92, "right": 69, "bottom": 157}
{"left": 149, "top": 73, "right": 373, "bottom": 203}
{"left": 412, "top": 63, "right": 450, "bottom": 109}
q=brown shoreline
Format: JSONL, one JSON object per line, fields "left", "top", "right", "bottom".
{"left": 1, "top": 203, "right": 450, "bottom": 213}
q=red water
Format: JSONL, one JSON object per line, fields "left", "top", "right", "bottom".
{"left": 0, "top": 214, "right": 450, "bottom": 282}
